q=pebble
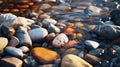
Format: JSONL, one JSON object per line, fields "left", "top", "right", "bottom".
{"left": 28, "top": 28, "right": 48, "bottom": 42}
{"left": 0, "top": 0, "right": 120, "bottom": 67}
{"left": 8, "top": 36, "right": 19, "bottom": 47}
{"left": 48, "top": 23, "right": 61, "bottom": 33}
{"left": 1, "top": 57, "right": 23, "bottom": 67}
{"left": 19, "top": 46, "right": 30, "bottom": 53}
{"left": 39, "top": 14, "right": 51, "bottom": 19}
{"left": 62, "top": 48, "right": 80, "bottom": 57}
{"left": 64, "top": 40, "right": 78, "bottom": 48}
{"left": 85, "top": 40, "right": 100, "bottom": 50}
{"left": 15, "top": 26, "right": 32, "bottom": 47}
{"left": 5, "top": 46, "right": 24, "bottom": 57}
{"left": 31, "top": 47, "right": 59, "bottom": 63}
{"left": 83, "top": 54, "right": 101, "bottom": 65}
{"left": 40, "top": 3, "right": 52, "bottom": 10}
{"left": 0, "top": 37, "right": 8, "bottom": 51}
{"left": 64, "top": 27, "right": 75, "bottom": 34}
{"left": 45, "top": 33, "right": 56, "bottom": 42}
{"left": 61, "top": 54, "right": 93, "bottom": 67}
{"left": 52, "top": 33, "right": 69, "bottom": 47}
{"left": 42, "top": 18, "right": 57, "bottom": 27}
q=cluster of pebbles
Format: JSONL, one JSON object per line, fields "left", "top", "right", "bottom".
{"left": 1, "top": 0, "right": 120, "bottom": 67}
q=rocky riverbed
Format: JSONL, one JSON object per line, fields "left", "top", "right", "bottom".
{"left": 0, "top": 0, "right": 120, "bottom": 67}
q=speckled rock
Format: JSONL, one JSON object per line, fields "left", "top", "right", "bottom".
{"left": 32, "top": 47, "right": 59, "bottom": 63}
{"left": 19, "top": 46, "right": 29, "bottom": 53}
{"left": 52, "top": 33, "right": 69, "bottom": 47}
{"left": 85, "top": 40, "right": 99, "bottom": 49}
{"left": 61, "top": 54, "right": 93, "bottom": 67}
{"left": 48, "top": 23, "right": 60, "bottom": 33}
{"left": 0, "top": 37, "right": 8, "bottom": 51}
{"left": 8, "top": 36, "right": 19, "bottom": 47}
{"left": 5, "top": 47, "right": 23, "bottom": 57}
{"left": 1, "top": 57, "right": 23, "bottom": 67}
{"left": 28, "top": 28, "right": 48, "bottom": 42}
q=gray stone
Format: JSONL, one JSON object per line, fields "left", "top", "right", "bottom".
{"left": 5, "top": 47, "right": 23, "bottom": 57}
{"left": 28, "top": 28, "right": 48, "bottom": 42}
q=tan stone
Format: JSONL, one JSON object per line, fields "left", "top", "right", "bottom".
{"left": 0, "top": 37, "right": 8, "bottom": 51}
{"left": 61, "top": 54, "right": 93, "bottom": 67}
{"left": 1, "top": 57, "right": 23, "bottom": 67}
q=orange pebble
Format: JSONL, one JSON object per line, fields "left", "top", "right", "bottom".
{"left": 76, "top": 33, "right": 83, "bottom": 39}
{"left": 64, "top": 28, "right": 75, "bottom": 34}
{"left": 32, "top": 47, "right": 59, "bottom": 63}
{"left": 66, "top": 23, "right": 74, "bottom": 27}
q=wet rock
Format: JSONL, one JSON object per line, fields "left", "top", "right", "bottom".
{"left": 30, "top": 24, "right": 41, "bottom": 29}
{"left": 112, "top": 45, "right": 120, "bottom": 55}
{"left": 38, "top": 64, "right": 58, "bottom": 67}
{"left": 74, "top": 23, "right": 84, "bottom": 28}
{"left": 5, "top": 47, "right": 23, "bottom": 57}
{"left": 28, "top": 28, "right": 48, "bottom": 42}
{"left": 76, "top": 33, "right": 84, "bottom": 39}
{"left": 44, "top": 0, "right": 56, "bottom": 2}
{"left": 52, "top": 5, "right": 71, "bottom": 10}
{"left": 15, "top": 26, "right": 32, "bottom": 47}
{"left": 32, "top": 0, "right": 42, "bottom": 2}
{"left": 61, "top": 54, "right": 93, "bottom": 67}
{"left": 31, "top": 47, "right": 59, "bottom": 63}
{"left": 64, "top": 40, "right": 78, "bottom": 48}
{"left": 64, "top": 27, "right": 75, "bottom": 34}
{"left": 39, "top": 3, "right": 52, "bottom": 10}
{"left": 84, "top": 5, "right": 102, "bottom": 15}
{"left": 1, "top": 25, "right": 15, "bottom": 38}
{"left": 19, "top": 46, "right": 30, "bottom": 53}
{"left": 42, "top": 18, "right": 57, "bottom": 27}
{"left": 1, "top": 57, "right": 23, "bottom": 67}
{"left": 93, "top": 25, "right": 120, "bottom": 39}
{"left": 48, "top": 23, "right": 60, "bottom": 33}
{"left": 110, "top": 9, "right": 120, "bottom": 25}
{"left": 110, "top": 57, "right": 120, "bottom": 67}
{"left": 52, "top": 33, "right": 69, "bottom": 47}
{"left": 0, "top": 37, "right": 8, "bottom": 51}
{"left": 8, "top": 36, "right": 19, "bottom": 47}
{"left": 85, "top": 40, "right": 99, "bottom": 49}
{"left": 0, "top": 13, "right": 17, "bottom": 27}
{"left": 23, "top": 56, "right": 37, "bottom": 67}
{"left": 45, "top": 33, "right": 56, "bottom": 42}
{"left": 89, "top": 48, "right": 104, "bottom": 56}
{"left": 83, "top": 54, "right": 101, "bottom": 65}
{"left": 39, "top": 14, "right": 51, "bottom": 19}
{"left": 62, "top": 48, "right": 80, "bottom": 57}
